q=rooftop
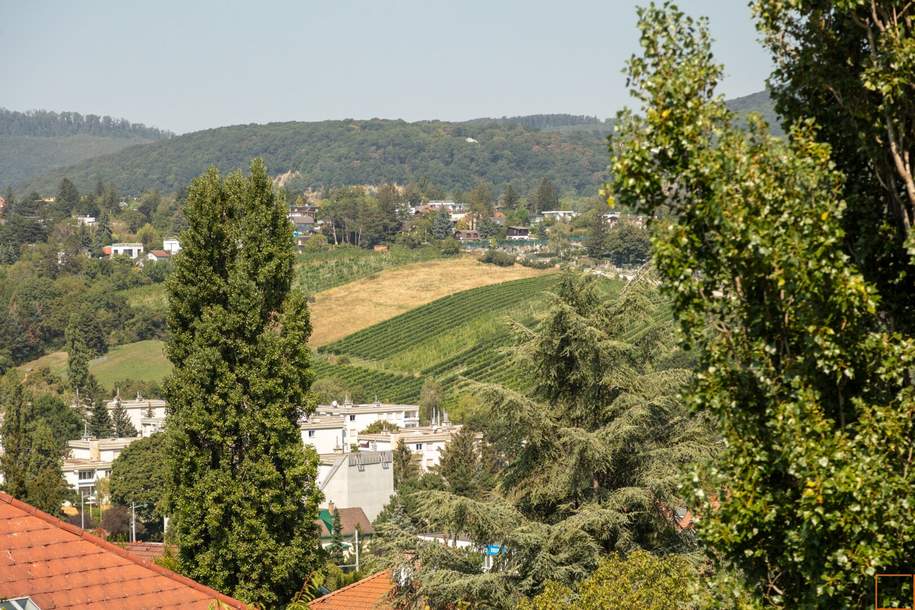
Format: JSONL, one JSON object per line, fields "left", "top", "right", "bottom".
{"left": 315, "top": 507, "right": 375, "bottom": 538}
{"left": 308, "top": 570, "right": 393, "bottom": 610}
{"left": 0, "top": 491, "right": 247, "bottom": 609}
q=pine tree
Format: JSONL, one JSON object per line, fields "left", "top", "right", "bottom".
{"left": 88, "top": 398, "right": 113, "bottom": 438}
{"left": 392, "top": 439, "right": 419, "bottom": 488}
{"left": 434, "top": 427, "right": 493, "bottom": 498}
{"left": 329, "top": 508, "right": 345, "bottom": 564}
{"left": 430, "top": 211, "right": 452, "bottom": 240}
{"left": 530, "top": 178, "right": 559, "bottom": 214}
{"left": 110, "top": 398, "right": 137, "bottom": 437}
{"left": 164, "top": 159, "right": 322, "bottom": 608}
{"left": 57, "top": 178, "right": 80, "bottom": 215}
{"left": 584, "top": 205, "right": 608, "bottom": 258}
{"left": 501, "top": 184, "right": 520, "bottom": 210}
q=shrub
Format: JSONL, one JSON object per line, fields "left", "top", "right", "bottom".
{"left": 480, "top": 249, "right": 516, "bottom": 267}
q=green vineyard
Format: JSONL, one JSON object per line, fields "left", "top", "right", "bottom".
{"left": 320, "top": 274, "right": 561, "bottom": 360}
{"left": 311, "top": 358, "right": 423, "bottom": 403}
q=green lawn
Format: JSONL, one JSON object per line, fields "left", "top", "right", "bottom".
{"left": 20, "top": 340, "right": 172, "bottom": 390}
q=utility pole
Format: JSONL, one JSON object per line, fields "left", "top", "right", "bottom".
{"left": 131, "top": 502, "right": 136, "bottom": 543}
{"left": 355, "top": 527, "right": 360, "bottom": 572}
{"left": 80, "top": 493, "right": 85, "bottom": 529}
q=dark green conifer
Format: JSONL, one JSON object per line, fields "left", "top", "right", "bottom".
{"left": 87, "top": 397, "right": 113, "bottom": 438}
{"left": 110, "top": 398, "right": 137, "bottom": 437}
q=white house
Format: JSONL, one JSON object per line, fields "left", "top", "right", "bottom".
{"left": 542, "top": 210, "right": 578, "bottom": 222}
{"left": 318, "top": 451, "right": 394, "bottom": 521}
{"left": 163, "top": 238, "right": 181, "bottom": 254}
{"left": 107, "top": 243, "right": 144, "bottom": 259}
{"left": 146, "top": 250, "right": 171, "bottom": 263}
{"left": 358, "top": 424, "right": 465, "bottom": 472}
{"left": 76, "top": 215, "right": 97, "bottom": 227}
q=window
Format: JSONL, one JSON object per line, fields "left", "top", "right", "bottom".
{"left": 308, "top": 430, "right": 315, "bottom": 438}
{"left": 382, "top": 461, "right": 390, "bottom": 469}
{"left": 415, "top": 443, "right": 423, "bottom": 450}
{"left": 349, "top": 415, "right": 356, "bottom": 421}
{"left": 78, "top": 470, "right": 94, "bottom": 481}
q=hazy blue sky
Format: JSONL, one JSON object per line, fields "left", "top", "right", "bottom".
{"left": 1, "top": 1, "right": 772, "bottom": 134}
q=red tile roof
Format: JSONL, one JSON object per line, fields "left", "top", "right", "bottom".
{"left": 0, "top": 491, "right": 248, "bottom": 609}
{"left": 121, "top": 542, "right": 172, "bottom": 562}
{"left": 308, "top": 570, "right": 394, "bottom": 609}
{"left": 149, "top": 250, "right": 170, "bottom": 257}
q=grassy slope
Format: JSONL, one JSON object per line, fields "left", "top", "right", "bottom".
{"left": 19, "top": 340, "right": 171, "bottom": 390}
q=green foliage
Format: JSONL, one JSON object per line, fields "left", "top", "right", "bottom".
{"left": 604, "top": 221, "right": 650, "bottom": 266}
{"left": 419, "top": 378, "right": 443, "bottom": 424}
{"left": 310, "top": 375, "right": 367, "bottom": 404}
{"left": 430, "top": 211, "right": 453, "bottom": 240}
{"left": 110, "top": 397, "right": 137, "bottom": 437}
{"left": 610, "top": 4, "right": 915, "bottom": 607}
{"left": 110, "top": 433, "right": 167, "bottom": 539}
{"left": 754, "top": 0, "right": 915, "bottom": 329}
{"left": 329, "top": 509, "right": 345, "bottom": 564}
{"left": 433, "top": 427, "right": 495, "bottom": 498}
{"left": 583, "top": 203, "right": 608, "bottom": 258}
{"left": 20, "top": 118, "right": 612, "bottom": 197}
{"left": 0, "top": 372, "right": 69, "bottom": 514}
{"left": 376, "top": 274, "right": 711, "bottom": 608}
{"left": 520, "top": 550, "right": 701, "bottom": 610}
{"left": 360, "top": 420, "right": 400, "bottom": 434}
{"left": 164, "top": 159, "right": 322, "bottom": 607}
{"left": 393, "top": 439, "right": 420, "bottom": 488}
{"left": 87, "top": 397, "right": 113, "bottom": 438}
{"left": 311, "top": 359, "right": 421, "bottom": 404}
{"left": 530, "top": 177, "right": 560, "bottom": 215}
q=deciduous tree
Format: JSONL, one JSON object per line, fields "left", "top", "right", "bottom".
{"left": 164, "top": 159, "right": 323, "bottom": 607}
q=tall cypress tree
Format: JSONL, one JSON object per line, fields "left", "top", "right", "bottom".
{"left": 0, "top": 373, "right": 31, "bottom": 500}
{"left": 65, "top": 314, "right": 92, "bottom": 397}
{"left": 164, "top": 159, "right": 322, "bottom": 607}
{"left": 25, "top": 420, "right": 69, "bottom": 514}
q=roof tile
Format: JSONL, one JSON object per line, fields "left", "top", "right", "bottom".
{"left": 0, "top": 491, "right": 249, "bottom": 609}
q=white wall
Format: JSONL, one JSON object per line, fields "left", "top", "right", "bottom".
{"left": 319, "top": 453, "right": 394, "bottom": 521}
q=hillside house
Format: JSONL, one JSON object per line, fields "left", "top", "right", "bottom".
{"left": 318, "top": 451, "right": 394, "bottom": 521}
{"left": 314, "top": 399, "right": 420, "bottom": 441}
{"left": 107, "top": 243, "right": 144, "bottom": 259}
{"left": 63, "top": 438, "right": 139, "bottom": 498}
{"left": 163, "top": 238, "right": 181, "bottom": 254}
{"left": 146, "top": 249, "right": 171, "bottom": 262}
{"left": 506, "top": 226, "right": 530, "bottom": 240}
{"left": 542, "top": 210, "right": 578, "bottom": 222}
{"left": 289, "top": 213, "right": 316, "bottom": 236}
{"left": 455, "top": 229, "right": 480, "bottom": 241}
{"left": 76, "top": 215, "right": 97, "bottom": 227}
{"left": 300, "top": 415, "right": 347, "bottom": 453}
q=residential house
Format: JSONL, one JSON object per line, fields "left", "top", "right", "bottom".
{"left": 0, "top": 491, "right": 248, "bottom": 609}
{"left": 146, "top": 249, "right": 171, "bottom": 262}
{"left": 314, "top": 502, "right": 374, "bottom": 552}
{"left": 107, "top": 243, "right": 144, "bottom": 259}
{"left": 314, "top": 398, "right": 420, "bottom": 444}
{"left": 455, "top": 229, "right": 480, "bottom": 241}
{"left": 300, "top": 415, "right": 347, "bottom": 453}
{"left": 163, "top": 238, "right": 181, "bottom": 254}
{"left": 318, "top": 451, "right": 394, "bottom": 521}
{"left": 288, "top": 213, "right": 316, "bottom": 236}
{"left": 506, "top": 226, "right": 530, "bottom": 240}
{"left": 75, "top": 215, "right": 97, "bottom": 227}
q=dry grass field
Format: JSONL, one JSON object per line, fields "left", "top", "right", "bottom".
{"left": 307, "top": 257, "right": 549, "bottom": 346}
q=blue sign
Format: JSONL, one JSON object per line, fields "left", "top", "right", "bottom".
{"left": 484, "top": 544, "right": 502, "bottom": 556}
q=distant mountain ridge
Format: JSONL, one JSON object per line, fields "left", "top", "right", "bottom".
{"left": 0, "top": 108, "right": 172, "bottom": 188}
{"left": 11, "top": 90, "right": 779, "bottom": 196}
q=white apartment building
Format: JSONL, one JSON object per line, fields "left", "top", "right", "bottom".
{"left": 318, "top": 450, "right": 394, "bottom": 521}
{"left": 63, "top": 438, "right": 139, "bottom": 498}
{"left": 358, "top": 424, "right": 465, "bottom": 472}
{"left": 313, "top": 399, "right": 419, "bottom": 444}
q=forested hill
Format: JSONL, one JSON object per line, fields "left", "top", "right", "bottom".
{"left": 0, "top": 108, "right": 172, "bottom": 187}
{"left": 15, "top": 91, "right": 777, "bottom": 196}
